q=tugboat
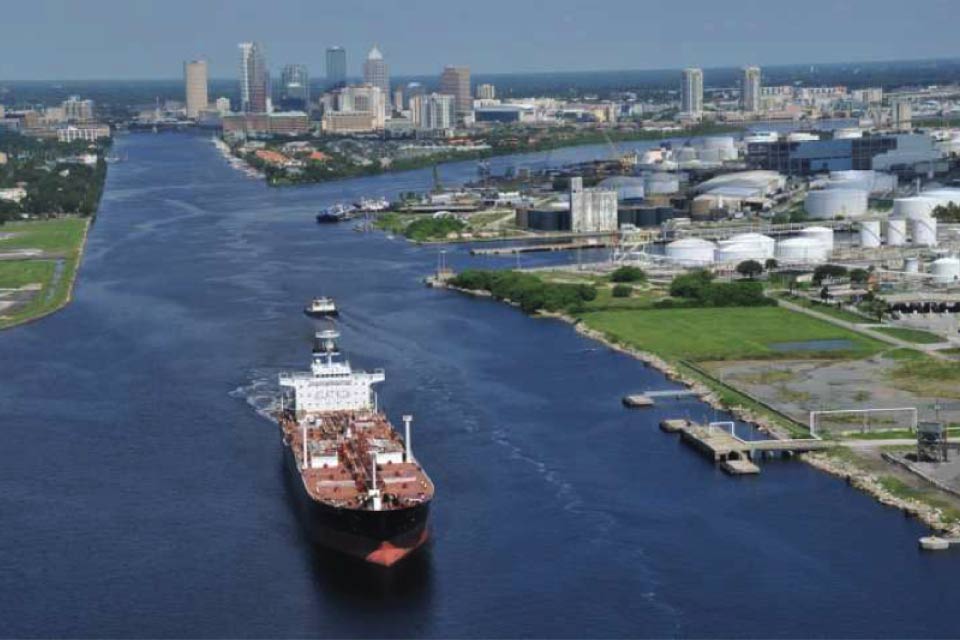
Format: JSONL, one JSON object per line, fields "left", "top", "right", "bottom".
{"left": 304, "top": 297, "right": 338, "bottom": 318}
{"left": 316, "top": 203, "right": 356, "bottom": 223}
{"left": 277, "top": 330, "right": 434, "bottom": 565}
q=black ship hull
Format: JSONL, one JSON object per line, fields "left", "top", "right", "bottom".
{"left": 303, "top": 308, "right": 339, "bottom": 318}
{"left": 282, "top": 441, "right": 430, "bottom": 566}
{"left": 315, "top": 213, "right": 345, "bottom": 223}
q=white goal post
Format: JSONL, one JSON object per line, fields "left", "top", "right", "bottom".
{"left": 808, "top": 407, "right": 918, "bottom": 437}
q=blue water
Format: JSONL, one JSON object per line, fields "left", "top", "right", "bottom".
{"left": 0, "top": 133, "right": 956, "bottom": 638}
{"left": 771, "top": 339, "right": 856, "bottom": 352}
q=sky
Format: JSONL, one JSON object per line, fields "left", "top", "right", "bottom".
{"left": 1, "top": 0, "right": 958, "bottom": 80}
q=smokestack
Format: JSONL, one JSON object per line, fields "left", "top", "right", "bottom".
{"left": 403, "top": 415, "right": 413, "bottom": 462}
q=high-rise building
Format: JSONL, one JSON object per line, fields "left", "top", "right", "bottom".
{"left": 321, "top": 84, "right": 386, "bottom": 133}
{"left": 439, "top": 66, "right": 471, "bottom": 118}
{"left": 392, "top": 87, "right": 404, "bottom": 111}
{"left": 215, "top": 96, "right": 232, "bottom": 115}
{"left": 62, "top": 96, "right": 94, "bottom": 122}
{"left": 239, "top": 42, "right": 269, "bottom": 113}
{"left": 410, "top": 93, "right": 455, "bottom": 131}
{"left": 476, "top": 83, "right": 496, "bottom": 100}
{"left": 184, "top": 60, "right": 209, "bottom": 119}
{"left": 569, "top": 177, "right": 617, "bottom": 233}
{"left": 893, "top": 100, "right": 912, "bottom": 131}
{"left": 279, "top": 64, "right": 310, "bottom": 111}
{"left": 325, "top": 46, "right": 347, "bottom": 89}
{"left": 740, "top": 66, "right": 761, "bottom": 113}
{"left": 681, "top": 68, "right": 703, "bottom": 117}
{"left": 363, "top": 46, "right": 390, "bottom": 106}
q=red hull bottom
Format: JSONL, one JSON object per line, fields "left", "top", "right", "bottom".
{"left": 311, "top": 521, "right": 429, "bottom": 567}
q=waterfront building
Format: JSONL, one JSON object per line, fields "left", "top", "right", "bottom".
{"left": 569, "top": 176, "right": 618, "bottom": 233}
{"left": 62, "top": 96, "right": 94, "bottom": 122}
{"left": 474, "top": 104, "right": 532, "bottom": 123}
{"left": 57, "top": 124, "right": 111, "bottom": 143}
{"left": 410, "top": 93, "right": 455, "bottom": 132}
{"left": 681, "top": 67, "right": 703, "bottom": 118}
{"left": 392, "top": 87, "right": 404, "bottom": 111}
{"left": 221, "top": 111, "right": 310, "bottom": 137}
{"left": 476, "top": 83, "right": 496, "bottom": 100}
{"left": 740, "top": 66, "right": 761, "bottom": 113}
{"left": 325, "top": 46, "right": 347, "bottom": 89}
{"left": 363, "top": 46, "right": 390, "bottom": 107}
{"left": 279, "top": 64, "right": 310, "bottom": 111}
{"left": 321, "top": 84, "right": 386, "bottom": 133}
{"left": 239, "top": 42, "right": 269, "bottom": 113}
{"left": 183, "top": 60, "right": 209, "bottom": 120}
{"left": 215, "top": 96, "right": 232, "bottom": 115}
{"left": 439, "top": 66, "right": 471, "bottom": 119}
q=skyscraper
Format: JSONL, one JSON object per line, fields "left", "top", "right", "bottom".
{"left": 681, "top": 67, "right": 703, "bottom": 117}
{"left": 325, "top": 46, "right": 347, "bottom": 89}
{"left": 183, "top": 59, "right": 209, "bottom": 119}
{"left": 239, "top": 42, "right": 269, "bottom": 113}
{"left": 410, "top": 93, "right": 455, "bottom": 131}
{"left": 279, "top": 64, "right": 310, "bottom": 111}
{"left": 740, "top": 66, "right": 761, "bottom": 113}
{"left": 476, "top": 83, "right": 496, "bottom": 100}
{"left": 439, "top": 66, "right": 471, "bottom": 119}
{"left": 363, "top": 46, "right": 389, "bottom": 106}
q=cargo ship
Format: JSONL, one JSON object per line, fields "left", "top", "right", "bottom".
{"left": 304, "top": 297, "right": 338, "bottom": 318}
{"left": 278, "top": 329, "right": 433, "bottom": 566}
{"left": 316, "top": 203, "right": 356, "bottom": 223}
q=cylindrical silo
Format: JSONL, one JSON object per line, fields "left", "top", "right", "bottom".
{"left": 859, "top": 220, "right": 882, "bottom": 248}
{"left": 912, "top": 215, "right": 938, "bottom": 247}
{"left": 800, "top": 226, "right": 835, "bottom": 250}
{"left": 665, "top": 238, "right": 716, "bottom": 266}
{"left": 904, "top": 257, "right": 920, "bottom": 274}
{"left": 886, "top": 217, "right": 907, "bottom": 246}
{"left": 716, "top": 242, "right": 767, "bottom": 264}
{"left": 893, "top": 196, "right": 938, "bottom": 220}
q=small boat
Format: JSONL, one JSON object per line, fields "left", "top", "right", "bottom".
{"left": 353, "top": 196, "right": 390, "bottom": 213}
{"left": 316, "top": 203, "right": 356, "bottom": 223}
{"left": 304, "top": 297, "right": 338, "bottom": 318}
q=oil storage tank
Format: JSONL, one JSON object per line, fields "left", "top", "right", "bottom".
{"left": 665, "top": 237, "right": 716, "bottom": 266}
{"left": 859, "top": 219, "right": 882, "bottom": 248}
{"left": 886, "top": 216, "right": 907, "bottom": 246}
{"left": 598, "top": 176, "right": 645, "bottom": 203}
{"left": 912, "top": 215, "right": 938, "bottom": 247}
{"left": 800, "top": 226, "right": 835, "bottom": 250}
{"left": 893, "top": 196, "right": 937, "bottom": 220}
{"left": 804, "top": 189, "right": 868, "bottom": 219}
{"left": 931, "top": 256, "right": 960, "bottom": 284}
{"left": 644, "top": 172, "right": 680, "bottom": 195}
{"left": 776, "top": 237, "right": 829, "bottom": 263}
{"left": 719, "top": 232, "right": 775, "bottom": 259}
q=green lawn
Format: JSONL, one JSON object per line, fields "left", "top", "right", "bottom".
{"left": 872, "top": 326, "right": 946, "bottom": 344}
{"left": 0, "top": 217, "right": 88, "bottom": 329}
{"left": 578, "top": 306, "right": 886, "bottom": 361}
{"left": 777, "top": 294, "right": 872, "bottom": 323}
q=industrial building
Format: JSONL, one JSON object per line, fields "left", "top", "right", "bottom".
{"left": 569, "top": 177, "right": 618, "bottom": 233}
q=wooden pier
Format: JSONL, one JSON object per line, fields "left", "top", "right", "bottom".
{"left": 471, "top": 241, "right": 612, "bottom": 256}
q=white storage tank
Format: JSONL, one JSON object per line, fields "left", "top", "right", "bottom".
{"left": 912, "top": 215, "right": 938, "bottom": 247}
{"left": 598, "top": 176, "right": 645, "bottom": 202}
{"left": 665, "top": 238, "right": 716, "bottom": 266}
{"left": 776, "top": 237, "right": 830, "bottom": 263}
{"left": 720, "top": 232, "right": 776, "bottom": 258}
{"left": 904, "top": 257, "right": 920, "bottom": 274}
{"left": 893, "top": 196, "right": 938, "bottom": 220}
{"left": 931, "top": 256, "right": 960, "bottom": 284}
{"left": 859, "top": 219, "right": 882, "bottom": 248}
{"left": 716, "top": 242, "right": 767, "bottom": 264}
{"left": 804, "top": 189, "right": 869, "bottom": 219}
{"left": 644, "top": 172, "right": 679, "bottom": 195}
{"left": 800, "top": 226, "right": 835, "bottom": 250}
{"left": 921, "top": 188, "right": 960, "bottom": 210}
{"left": 886, "top": 216, "right": 907, "bottom": 246}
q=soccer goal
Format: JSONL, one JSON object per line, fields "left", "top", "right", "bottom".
{"left": 808, "top": 407, "right": 918, "bottom": 438}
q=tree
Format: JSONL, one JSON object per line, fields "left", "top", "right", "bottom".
{"left": 611, "top": 284, "right": 633, "bottom": 298}
{"left": 933, "top": 203, "right": 960, "bottom": 223}
{"left": 858, "top": 295, "right": 887, "bottom": 322}
{"left": 764, "top": 258, "right": 778, "bottom": 271}
{"left": 736, "top": 260, "right": 763, "bottom": 280}
{"left": 669, "top": 269, "right": 713, "bottom": 299}
{"left": 812, "top": 264, "right": 847, "bottom": 286}
{"left": 610, "top": 265, "right": 646, "bottom": 283}
{"left": 849, "top": 268, "right": 869, "bottom": 285}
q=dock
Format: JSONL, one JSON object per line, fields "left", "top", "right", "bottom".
{"left": 470, "top": 241, "right": 612, "bottom": 256}
{"left": 919, "top": 536, "right": 960, "bottom": 551}
{"left": 660, "top": 419, "right": 829, "bottom": 475}
{"left": 622, "top": 389, "right": 701, "bottom": 408}
{"left": 622, "top": 394, "right": 655, "bottom": 408}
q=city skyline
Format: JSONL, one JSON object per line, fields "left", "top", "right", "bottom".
{"left": 2, "top": 0, "right": 960, "bottom": 80}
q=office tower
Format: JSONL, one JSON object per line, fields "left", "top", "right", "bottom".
{"left": 406, "top": 82, "right": 425, "bottom": 104}
{"left": 476, "top": 83, "right": 496, "bottom": 100}
{"left": 363, "top": 46, "right": 390, "bottom": 106}
{"left": 681, "top": 67, "right": 703, "bottom": 117}
{"left": 392, "top": 86, "right": 404, "bottom": 111}
{"left": 239, "top": 42, "right": 269, "bottom": 113}
{"left": 183, "top": 60, "right": 209, "bottom": 119}
{"left": 410, "top": 93, "right": 455, "bottom": 131}
{"left": 325, "top": 46, "right": 347, "bottom": 89}
{"left": 62, "top": 96, "right": 94, "bottom": 122}
{"left": 740, "top": 66, "right": 761, "bottom": 113}
{"left": 439, "top": 66, "right": 471, "bottom": 118}
{"left": 279, "top": 64, "right": 310, "bottom": 111}
{"left": 893, "top": 100, "right": 912, "bottom": 131}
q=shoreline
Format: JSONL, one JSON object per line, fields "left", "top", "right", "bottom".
{"left": 434, "top": 277, "right": 960, "bottom": 538}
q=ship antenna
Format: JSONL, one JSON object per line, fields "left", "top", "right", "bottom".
{"left": 403, "top": 415, "right": 413, "bottom": 462}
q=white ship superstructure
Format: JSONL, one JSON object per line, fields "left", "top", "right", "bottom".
{"left": 279, "top": 330, "right": 384, "bottom": 414}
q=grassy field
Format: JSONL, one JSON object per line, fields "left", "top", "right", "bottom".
{"left": 888, "top": 350, "right": 960, "bottom": 399}
{"left": 0, "top": 217, "right": 88, "bottom": 329}
{"left": 578, "top": 306, "right": 886, "bottom": 362}
{"left": 872, "top": 326, "right": 946, "bottom": 344}
{"left": 776, "top": 294, "right": 872, "bottom": 324}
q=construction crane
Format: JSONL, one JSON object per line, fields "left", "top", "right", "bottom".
{"left": 600, "top": 128, "right": 638, "bottom": 172}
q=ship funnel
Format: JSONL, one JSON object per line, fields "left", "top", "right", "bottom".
{"left": 403, "top": 415, "right": 413, "bottom": 462}
{"left": 314, "top": 330, "right": 340, "bottom": 354}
